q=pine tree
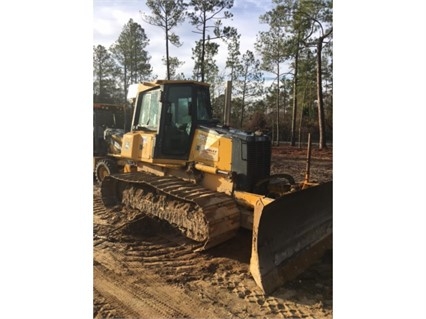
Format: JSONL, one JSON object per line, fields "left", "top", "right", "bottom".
{"left": 187, "top": 0, "right": 235, "bottom": 82}
{"left": 93, "top": 45, "right": 120, "bottom": 103}
{"left": 161, "top": 56, "right": 185, "bottom": 80}
{"left": 237, "top": 50, "right": 264, "bottom": 129}
{"left": 298, "top": 0, "right": 332, "bottom": 149}
{"left": 225, "top": 32, "right": 242, "bottom": 82}
{"left": 191, "top": 39, "right": 219, "bottom": 83}
{"left": 142, "top": 0, "right": 186, "bottom": 80}
{"left": 255, "top": 15, "right": 287, "bottom": 145}
{"left": 110, "top": 19, "right": 152, "bottom": 101}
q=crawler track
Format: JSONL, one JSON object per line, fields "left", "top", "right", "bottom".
{"left": 101, "top": 172, "right": 240, "bottom": 249}
{"left": 93, "top": 186, "right": 333, "bottom": 319}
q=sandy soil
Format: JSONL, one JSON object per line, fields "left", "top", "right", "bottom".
{"left": 94, "top": 144, "right": 333, "bottom": 319}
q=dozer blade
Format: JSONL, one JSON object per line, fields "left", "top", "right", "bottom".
{"left": 250, "top": 181, "right": 332, "bottom": 295}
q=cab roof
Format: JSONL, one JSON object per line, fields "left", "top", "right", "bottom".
{"left": 127, "top": 80, "right": 209, "bottom": 102}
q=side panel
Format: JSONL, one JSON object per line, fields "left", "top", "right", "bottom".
{"left": 190, "top": 128, "right": 232, "bottom": 172}
{"left": 121, "top": 132, "right": 156, "bottom": 161}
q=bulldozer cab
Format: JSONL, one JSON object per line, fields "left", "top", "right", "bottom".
{"left": 131, "top": 81, "right": 213, "bottom": 160}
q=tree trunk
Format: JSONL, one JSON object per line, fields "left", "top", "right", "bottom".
{"left": 165, "top": 21, "right": 170, "bottom": 80}
{"left": 98, "top": 66, "right": 103, "bottom": 99}
{"left": 240, "top": 66, "right": 248, "bottom": 129}
{"left": 298, "top": 82, "right": 308, "bottom": 148}
{"left": 201, "top": 13, "right": 206, "bottom": 82}
{"left": 124, "top": 65, "right": 128, "bottom": 104}
{"left": 316, "top": 37, "right": 328, "bottom": 150}
{"left": 315, "top": 28, "right": 332, "bottom": 150}
{"left": 290, "top": 46, "right": 299, "bottom": 146}
{"left": 276, "top": 63, "right": 280, "bottom": 146}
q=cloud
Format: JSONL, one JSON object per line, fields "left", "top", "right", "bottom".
{"left": 93, "top": 16, "right": 119, "bottom": 41}
{"left": 93, "top": 0, "right": 275, "bottom": 81}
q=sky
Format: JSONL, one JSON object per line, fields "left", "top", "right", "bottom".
{"left": 93, "top": 0, "right": 276, "bottom": 80}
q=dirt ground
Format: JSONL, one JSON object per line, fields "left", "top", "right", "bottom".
{"left": 93, "top": 143, "right": 333, "bottom": 319}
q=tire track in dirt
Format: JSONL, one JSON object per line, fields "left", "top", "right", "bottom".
{"left": 94, "top": 240, "right": 237, "bottom": 318}
{"left": 94, "top": 184, "right": 332, "bottom": 319}
{"left": 95, "top": 264, "right": 166, "bottom": 319}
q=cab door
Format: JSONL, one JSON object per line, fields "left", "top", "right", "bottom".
{"left": 158, "top": 84, "right": 194, "bottom": 159}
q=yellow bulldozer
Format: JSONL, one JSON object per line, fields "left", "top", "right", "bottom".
{"left": 100, "top": 80, "right": 332, "bottom": 294}
{"left": 93, "top": 103, "right": 133, "bottom": 182}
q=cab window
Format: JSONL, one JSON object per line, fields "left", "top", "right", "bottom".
{"left": 135, "top": 89, "right": 160, "bottom": 131}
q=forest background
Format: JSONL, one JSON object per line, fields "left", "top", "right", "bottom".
{"left": 93, "top": 0, "right": 333, "bottom": 149}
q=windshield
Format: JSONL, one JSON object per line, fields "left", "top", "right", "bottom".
{"left": 134, "top": 89, "right": 160, "bottom": 131}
